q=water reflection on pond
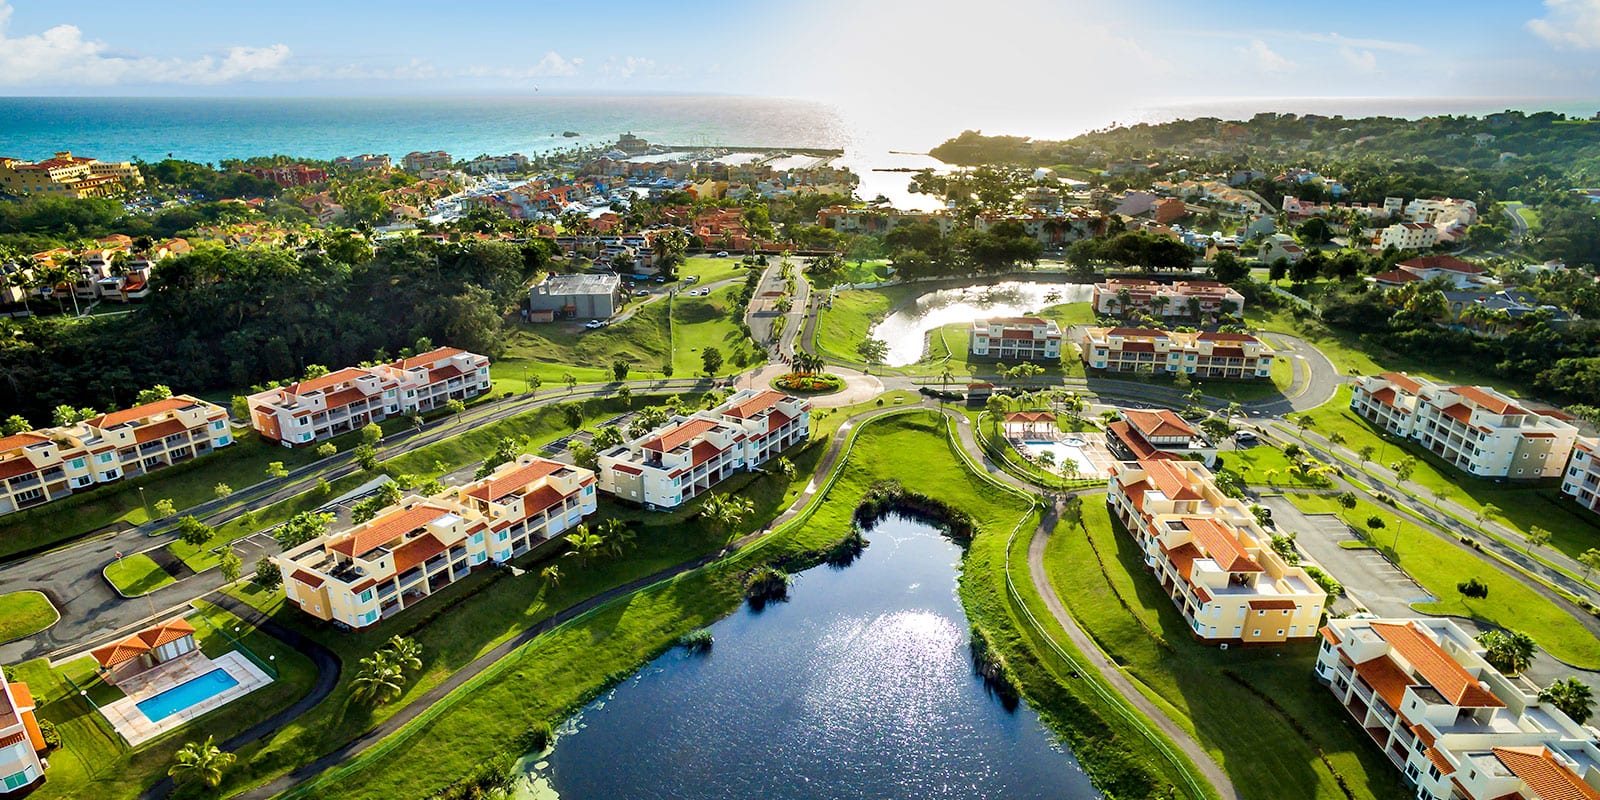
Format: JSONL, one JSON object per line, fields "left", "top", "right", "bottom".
{"left": 870, "top": 281, "right": 1093, "bottom": 366}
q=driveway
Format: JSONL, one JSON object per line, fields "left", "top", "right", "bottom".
{"left": 1257, "top": 495, "right": 1432, "bottom": 616}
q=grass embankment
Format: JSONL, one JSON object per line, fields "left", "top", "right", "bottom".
{"left": 677, "top": 255, "right": 751, "bottom": 285}
{"left": 0, "top": 591, "right": 58, "bottom": 642}
{"left": 1246, "top": 306, "right": 1513, "bottom": 392}
{"left": 1294, "top": 386, "right": 1600, "bottom": 562}
{"left": 669, "top": 285, "right": 764, "bottom": 377}
{"left": 1283, "top": 492, "right": 1600, "bottom": 668}
{"left": 1042, "top": 500, "right": 1409, "bottom": 800}
{"left": 103, "top": 554, "right": 175, "bottom": 596}
{"left": 13, "top": 602, "right": 319, "bottom": 800}
{"left": 298, "top": 411, "right": 1208, "bottom": 800}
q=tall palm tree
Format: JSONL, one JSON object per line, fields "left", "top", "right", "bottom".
{"left": 168, "top": 735, "right": 237, "bottom": 788}
{"left": 561, "top": 525, "right": 606, "bottom": 568}
{"left": 701, "top": 493, "right": 753, "bottom": 538}
{"left": 351, "top": 653, "right": 407, "bottom": 705}
{"left": 380, "top": 635, "right": 423, "bottom": 672}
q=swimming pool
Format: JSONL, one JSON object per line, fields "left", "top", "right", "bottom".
{"left": 1020, "top": 439, "right": 1097, "bottom": 476}
{"left": 136, "top": 668, "right": 240, "bottom": 723}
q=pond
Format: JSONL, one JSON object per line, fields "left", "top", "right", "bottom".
{"left": 520, "top": 514, "right": 1102, "bottom": 800}
{"left": 870, "top": 281, "right": 1094, "bottom": 366}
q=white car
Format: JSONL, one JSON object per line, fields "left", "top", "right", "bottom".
{"left": 715, "top": 251, "right": 729, "bottom": 258}
{"left": 584, "top": 319, "right": 607, "bottom": 329}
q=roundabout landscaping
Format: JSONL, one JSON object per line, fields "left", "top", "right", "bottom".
{"left": 770, "top": 371, "right": 845, "bottom": 396}
{"left": 0, "top": 590, "right": 60, "bottom": 643}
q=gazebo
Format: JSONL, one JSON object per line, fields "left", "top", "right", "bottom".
{"left": 1003, "top": 411, "right": 1058, "bottom": 438}
{"left": 89, "top": 617, "right": 198, "bottom": 686}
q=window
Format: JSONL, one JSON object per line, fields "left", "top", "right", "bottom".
{"left": 471, "top": 532, "right": 484, "bottom": 544}
{"left": 359, "top": 589, "right": 373, "bottom": 603}
{"left": 1257, "top": 610, "right": 1266, "bottom": 616}
{"left": 3, "top": 770, "right": 34, "bottom": 791}
{"left": 98, "top": 452, "right": 113, "bottom": 463}
{"left": 213, "top": 420, "right": 226, "bottom": 430}
{"left": 1277, "top": 630, "right": 1285, "bottom": 636}
{"left": 1427, "top": 763, "right": 1441, "bottom": 781}
{"left": 1252, "top": 630, "right": 1261, "bottom": 636}
{"left": 69, "top": 457, "right": 86, "bottom": 469}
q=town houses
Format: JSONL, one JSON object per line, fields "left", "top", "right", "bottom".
{"left": 1108, "top": 458, "right": 1326, "bottom": 645}
{"left": 1091, "top": 278, "right": 1245, "bottom": 319}
{"left": 0, "top": 396, "right": 233, "bottom": 516}
{"left": 1371, "top": 255, "right": 1494, "bottom": 290}
{"left": 276, "top": 455, "right": 598, "bottom": 628}
{"left": 1350, "top": 373, "right": 1579, "bottom": 479}
{"left": 1378, "top": 222, "right": 1441, "bottom": 252}
{"left": 1316, "top": 617, "right": 1600, "bottom": 800}
{"left": 247, "top": 347, "right": 490, "bottom": 446}
{"left": 240, "top": 163, "right": 328, "bottom": 187}
{"left": 597, "top": 389, "right": 810, "bottom": 509}
{"left": 1079, "top": 328, "right": 1276, "bottom": 379}
{"left": 400, "top": 151, "right": 452, "bottom": 172}
{"left": 967, "top": 317, "right": 1063, "bottom": 362}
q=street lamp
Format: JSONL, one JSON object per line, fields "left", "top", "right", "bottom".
{"left": 138, "top": 486, "right": 149, "bottom": 520}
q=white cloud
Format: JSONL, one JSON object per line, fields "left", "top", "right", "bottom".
{"left": 602, "top": 56, "right": 660, "bottom": 80}
{"left": 1297, "top": 32, "right": 1425, "bottom": 55}
{"left": 1339, "top": 47, "right": 1378, "bottom": 72}
{"left": 1240, "top": 39, "right": 1295, "bottom": 73}
{"left": 461, "top": 53, "right": 583, "bottom": 81}
{"left": 1528, "top": 0, "right": 1600, "bottom": 48}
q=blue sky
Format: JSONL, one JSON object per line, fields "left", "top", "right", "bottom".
{"left": 2, "top": 0, "right": 1598, "bottom": 103}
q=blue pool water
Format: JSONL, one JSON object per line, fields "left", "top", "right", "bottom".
{"left": 135, "top": 668, "right": 240, "bottom": 723}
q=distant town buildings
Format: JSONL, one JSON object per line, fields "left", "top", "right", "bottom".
{"left": 0, "top": 396, "right": 233, "bottom": 516}
{"left": 1079, "top": 328, "right": 1275, "bottom": 379}
{"left": 597, "top": 389, "right": 810, "bottom": 509}
{"left": 1316, "top": 616, "right": 1600, "bottom": 800}
{"left": 967, "top": 317, "right": 1063, "bottom": 362}
{"left": 1350, "top": 373, "right": 1579, "bottom": 479}
{"left": 277, "top": 455, "right": 598, "bottom": 628}
{"left": 247, "top": 347, "right": 490, "bottom": 447}
{"left": 241, "top": 163, "right": 328, "bottom": 187}
{"left": 1379, "top": 222, "right": 1441, "bottom": 252}
{"left": 401, "top": 151, "right": 452, "bottom": 172}
{"left": 333, "top": 153, "right": 392, "bottom": 172}
{"left": 1091, "top": 278, "right": 1245, "bottom": 319}
{"left": 1108, "top": 458, "right": 1326, "bottom": 645}
{"left": 1370, "top": 255, "right": 1491, "bottom": 290}
{"left": 528, "top": 273, "right": 623, "bottom": 321}
{"left": 0, "top": 151, "right": 142, "bottom": 199}
{"left": 816, "top": 205, "right": 954, "bottom": 237}
{"left": 462, "top": 153, "right": 530, "bottom": 174}
{"left": 1258, "top": 233, "right": 1305, "bottom": 264}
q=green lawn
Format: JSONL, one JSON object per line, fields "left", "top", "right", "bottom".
{"left": 677, "top": 255, "right": 752, "bottom": 285}
{"left": 14, "top": 601, "right": 319, "bottom": 800}
{"left": 1041, "top": 500, "right": 1409, "bottom": 800}
{"left": 0, "top": 591, "right": 58, "bottom": 643}
{"left": 103, "top": 554, "right": 175, "bottom": 596}
{"left": 1285, "top": 492, "right": 1600, "bottom": 668}
{"left": 813, "top": 287, "right": 901, "bottom": 364}
{"left": 302, "top": 411, "right": 1207, "bottom": 800}
{"left": 670, "top": 285, "right": 764, "bottom": 377}
{"left": 1294, "top": 386, "right": 1600, "bottom": 562}
{"left": 1215, "top": 445, "right": 1332, "bottom": 490}
{"left": 1246, "top": 306, "right": 1515, "bottom": 393}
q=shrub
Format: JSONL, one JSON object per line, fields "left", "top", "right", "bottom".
{"left": 744, "top": 566, "right": 790, "bottom": 607}
{"left": 1458, "top": 577, "right": 1489, "bottom": 599}
{"left": 854, "top": 479, "right": 975, "bottom": 543}
{"left": 516, "top": 720, "right": 554, "bottom": 753}
{"left": 825, "top": 528, "right": 869, "bottom": 567}
{"left": 772, "top": 372, "right": 844, "bottom": 394}
{"left": 37, "top": 719, "right": 60, "bottom": 750}
{"left": 678, "top": 628, "right": 714, "bottom": 653}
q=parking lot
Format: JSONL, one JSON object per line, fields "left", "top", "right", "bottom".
{"left": 1258, "top": 494, "right": 1433, "bottom": 616}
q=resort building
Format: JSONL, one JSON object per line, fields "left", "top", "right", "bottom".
{"left": 1258, "top": 233, "right": 1305, "bottom": 263}
{"left": 1316, "top": 616, "right": 1600, "bottom": 800}
{"left": 1108, "top": 458, "right": 1326, "bottom": 645}
{"left": 89, "top": 618, "right": 199, "bottom": 686}
{"left": 0, "top": 673, "right": 47, "bottom": 795}
{"left": 1561, "top": 438, "right": 1600, "bottom": 516}
{"left": 334, "top": 153, "right": 392, "bottom": 171}
{"left": 528, "top": 273, "right": 623, "bottom": 321}
{"left": 401, "top": 151, "right": 452, "bottom": 172}
{"left": 0, "top": 151, "right": 141, "bottom": 199}
{"left": 247, "top": 347, "right": 490, "bottom": 447}
{"left": 1106, "top": 409, "right": 1216, "bottom": 466}
{"left": 277, "top": 455, "right": 597, "bottom": 628}
{"left": 1350, "top": 373, "right": 1578, "bottom": 479}
{"left": 0, "top": 396, "right": 233, "bottom": 516}
{"left": 1378, "top": 222, "right": 1441, "bottom": 252}
{"left": 1079, "top": 328, "right": 1275, "bottom": 379}
{"left": 967, "top": 317, "right": 1063, "bottom": 362}
{"left": 241, "top": 163, "right": 328, "bottom": 187}
{"left": 463, "top": 153, "right": 530, "bottom": 174}
{"left": 1370, "top": 255, "right": 1493, "bottom": 290}
{"left": 1091, "top": 278, "right": 1246, "bottom": 319}
{"left": 597, "top": 389, "right": 810, "bottom": 509}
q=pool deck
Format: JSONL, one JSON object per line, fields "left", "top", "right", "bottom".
{"left": 1011, "top": 432, "right": 1116, "bottom": 478}
{"left": 100, "top": 650, "right": 272, "bottom": 745}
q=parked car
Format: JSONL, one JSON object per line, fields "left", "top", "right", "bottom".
{"left": 683, "top": 275, "right": 700, "bottom": 284}
{"left": 715, "top": 251, "right": 729, "bottom": 258}
{"left": 584, "top": 319, "right": 607, "bottom": 329}
{"left": 1234, "top": 430, "right": 1258, "bottom": 444}
{"left": 635, "top": 289, "right": 651, "bottom": 296}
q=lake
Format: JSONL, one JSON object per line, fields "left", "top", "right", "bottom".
{"left": 870, "top": 281, "right": 1094, "bottom": 366}
{"left": 521, "top": 515, "right": 1101, "bottom": 800}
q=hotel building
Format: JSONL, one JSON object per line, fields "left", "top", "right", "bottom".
{"left": 1079, "top": 328, "right": 1275, "bottom": 379}
{"left": 0, "top": 396, "right": 233, "bottom": 516}
{"left": 1105, "top": 409, "right": 1216, "bottom": 466}
{"left": 247, "top": 347, "right": 490, "bottom": 446}
{"left": 1561, "top": 438, "right": 1600, "bottom": 516}
{"left": 0, "top": 676, "right": 47, "bottom": 795}
{"left": 1091, "top": 279, "right": 1246, "bottom": 318}
{"left": 277, "top": 455, "right": 597, "bottom": 628}
{"left": 968, "top": 317, "right": 1063, "bottom": 362}
{"left": 0, "top": 151, "right": 141, "bottom": 199}
{"left": 597, "top": 389, "right": 810, "bottom": 509}
{"left": 1108, "top": 458, "right": 1326, "bottom": 645}
{"left": 1350, "top": 373, "right": 1578, "bottom": 479}
{"left": 1317, "top": 617, "right": 1600, "bottom": 800}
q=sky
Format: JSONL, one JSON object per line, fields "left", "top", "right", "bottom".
{"left": 2, "top": 1, "right": 1598, "bottom": 115}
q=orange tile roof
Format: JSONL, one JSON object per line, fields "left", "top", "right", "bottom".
{"left": 1426, "top": 745, "right": 1456, "bottom": 777}
{"left": 289, "top": 367, "right": 370, "bottom": 395}
{"left": 133, "top": 418, "right": 189, "bottom": 444}
{"left": 0, "top": 732, "right": 25, "bottom": 748}
{"left": 1411, "top": 724, "right": 1435, "bottom": 749}
{"left": 331, "top": 504, "right": 453, "bottom": 559}
{"left": 84, "top": 397, "right": 196, "bottom": 429}
{"left": 394, "top": 347, "right": 467, "bottom": 370}
{"left": 1185, "top": 517, "right": 1264, "bottom": 573}
{"left": 0, "top": 433, "right": 50, "bottom": 452}
{"left": 0, "top": 458, "right": 42, "bottom": 481}
{"left": 723, "top": 390, "right": 785, "bottom": 419}
{"left": 1452, "top": 385, "right": 1526, "bottom": 416}
{"left": 1005, "top": 411, "right": 1057, "bottom": 423}
{"left": 1354, "top": 655, "right": 1416, "bottom": 709}
{"left": 1370, "top": 621, "right": 1504, "bottom": 708}
{"left": 7, "top": 683, "right": 32, "bottom": 711}
{"left": 391, "top": 531, "right": 448, "bottom": 574}
{"left": 1248, "top": 598, "right": 1298, "bottom": 610}
{"left": 1162, "top": 541, "right": 1203, "bottom": 581}
{"left": 140, "top": 618, "right": 196, "bottom": 648}
{"left": 292, "top": 569, "right": 325, "bottom": 589}
{"left": 89, "top": 617, "right": 196, "bottom": 668}
{"left": 518, "top": 484, "right": 567, "bottom": 517}
{"left": 465, "top": 459, "right": 563, "bottom": 503}
{"left": 1439, "top": 404, "right": 1474, "bottom": 426}
{"left": 320, "top": 386, "right": 370, "bottom": 410}
{"left": 1320, "top": 626, "right": 1341, "bottom": 645}
{"left": 645, "top": 417, "right": 720, "bottom": 452}
{"left": 1142, "top": 459, "right": 1203, "bottom": 501}
{"left": 1123, "top": 409, "right": 1195, "bottom": 439}
{"left": 1378, "top": 372, "right": 1424, "bottom": 394}
{"left": 1493, "top": 746, "right": 1600, "bottom": 800}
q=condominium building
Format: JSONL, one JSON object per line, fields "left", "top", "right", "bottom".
{"left": 597, "top": 389, "right": 810, "bottom": 509}
{"left": 1561, "top": 438, "right": 1600, "bottom": 515}
{"left": 1350, "top": 373, "right": 1578, "bottom": 479}
{"left": 1108, "top": 458, "right": 1326, "bottom": 644}
{"left": 463, "top": 154, "right": 530, "bottom": 174}
{"left": 1378, "top": 222, "right": 1441, "bottom": 251}
{"left": 247, "top": 347, "right": 490, "bottom": 446}
{"left": 1105, "top": 409, "right": 1216, "bottom": 466}
{"left": 401, "top": 151, "right": 452, "bottom": 172}
{"left": 1316, "top": 617, "right": 1600, "bottom": 800}
{"left": 277, "top": 455, "right": 597, "bottom": 628}
{"left": 968, "top": 317, "right": 1063, "bottom": 362}
{"left": 1079, "top": 328, "right": 1275, "bottom": 379}
{"left": 334, "top": 154, "right": 392, "bottom": 171}
{"left": 0, "top": 675, "right": 47, "bottom": 794}
{"left": 1091, "top": 278, "right": 1246, "bottom": 318}
{"left": 0, "top": 151, "right": 139, "bottom": 199}
{"left": 241, "top": 164, "right": 328, "bottom": 187}
{"left": 0, "top": 396, "right": 233, "bottom": 516}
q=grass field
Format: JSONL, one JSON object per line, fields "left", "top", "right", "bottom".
{"left": 670, "top": 285, "right": 764, "bottom": 377}
{"left": 14, "top": 601, "right": 319, "bottom": 800}
{"left": 1215, "top": 444, "right": 1332, "bottom": 490}
{"left": 1293, "top": 386, "right": 1600, "bottom": 562}
{"left": 1284, "top": 492, "right": 1600, "bottom": 668}
{"left": 1246, "top": 306, "right": 1513, "bottom": 393}
{"left": 677, "top": 255, "right": 752, "bottom": 285}
{"left": 0, "top": 591, "right": 58, "bottom": 643}
{"left": 1041, "top": 500, "right": 1409, "bottom": 800}
{"left": 103, "top": 553, "right": 175, "bottom": 596}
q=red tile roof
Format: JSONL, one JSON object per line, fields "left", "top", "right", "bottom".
{"left": 1354, "top": 654, "right": 1417, "bottom": 709}
{"left": 320, "top": 386, "right": 370, "bottom": 410}
{"left": 84, "top": 398, "right": 197, "bottom": 429}
{"left": 391, "top": 531, "right": 448, "bottom": 574}
{"left": 1493, "top": 746, "right": 1600, "bottom": 800}
{"left": 1248, "top": 598, "right": 1298, "bottom": 610}
{"left": 1378, "top": 372, "right": 1424, "bottom": 394}
{"left": 1452, "top": 385, "right": 1526, "bottom": 416}
{"left": 722, "top": 390, "right": 785, "bottom": 420}
{"left": 1370, "top": 621, "right": 1503, "bottom": 708}
{"left": 1185, "top": 517, "right": 1263, "bottom": 573}
{"left": 465, "top": 459, "right": 563, "bottom": 503}
{"left": 1372, "top": 269, "right": 1422, "bottom": 284}
{"left": 644, "top": 417, "right": 720, "bottom": 452}
{"left": 1196, "top": 332, "right": 1258, "bottom": 342}
{"left": 0, "top": 433, "right": 51, "bottom": 452}
{"left": 1163, "top": 541, "right": 1203, "bottom": 581}
{"left": 1400, "top": 255, "right": 1485, "bottom": 275}
{"left": 394, "top": 347, "right": 468, "bottom": 370}
{"left": 90, "top": 618, "right": 196, "bottom": 668}
{"left": 1439, "top": 404, "right": 1474, "bottom": 426}
{"left": 292, "top": 569, "right": 325, "bottom": 590}
{"left": 1142, "top": 460, "right": 1203, "bottom": 501}
{"left": 690, "top": 440, "right": 723, "bottom": 466}
{"left": 133, "top": 418, "right": 190, "bottom": 444}
{"left": 289, "top": 367, "right": 370, "bottom": 395}
{"left": 1123, "top": 409, "right": 1195, "bottom": 439}
{"left": 331, "top": 504, "right": 453, "bottom": 559}
{"left": 1005, "top": 411, "right": 1057, "bottom": 423}
{"left": 0, "top": 732, "right": 26, "bottom": 748}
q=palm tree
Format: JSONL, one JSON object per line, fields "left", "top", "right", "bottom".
{"left": 1579, "top": 548, "right": 1600, "bottom": 586}
{"left": 351, "top": 653, "right": 407, "bottom": 705}
{"left": 701, "top": 493, "right": 753, "bottom": 538}
{"left": 1540, "top": 678, "right": 1595, "bottom": 724}
{"left": 168, "top": 736, "right": 237, "bottom": 787}
{"left": 380, "top": 635, "right": 423, "bottom": 672}
{"left": 939, "top": 366, "right": 955, "bottom": 400}
{"left": 540, "top": 564, "right": 562, "bottom": 587}
{"left": 561, "top": 525, "right": 606, "bottom": 569}
{"left": 599, "top": 518, "right": 634, "bottom": 555}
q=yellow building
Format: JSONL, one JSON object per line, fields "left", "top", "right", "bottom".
{"left": 0, "top": 152, "right": 142, "bottom": 199}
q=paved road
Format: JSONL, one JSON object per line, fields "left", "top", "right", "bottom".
{"left": 1502, "top": 201, "right": 1531, "bottom": 241}
{"left": 1258, "top": 495, "right": 1433, "bottom": 616}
